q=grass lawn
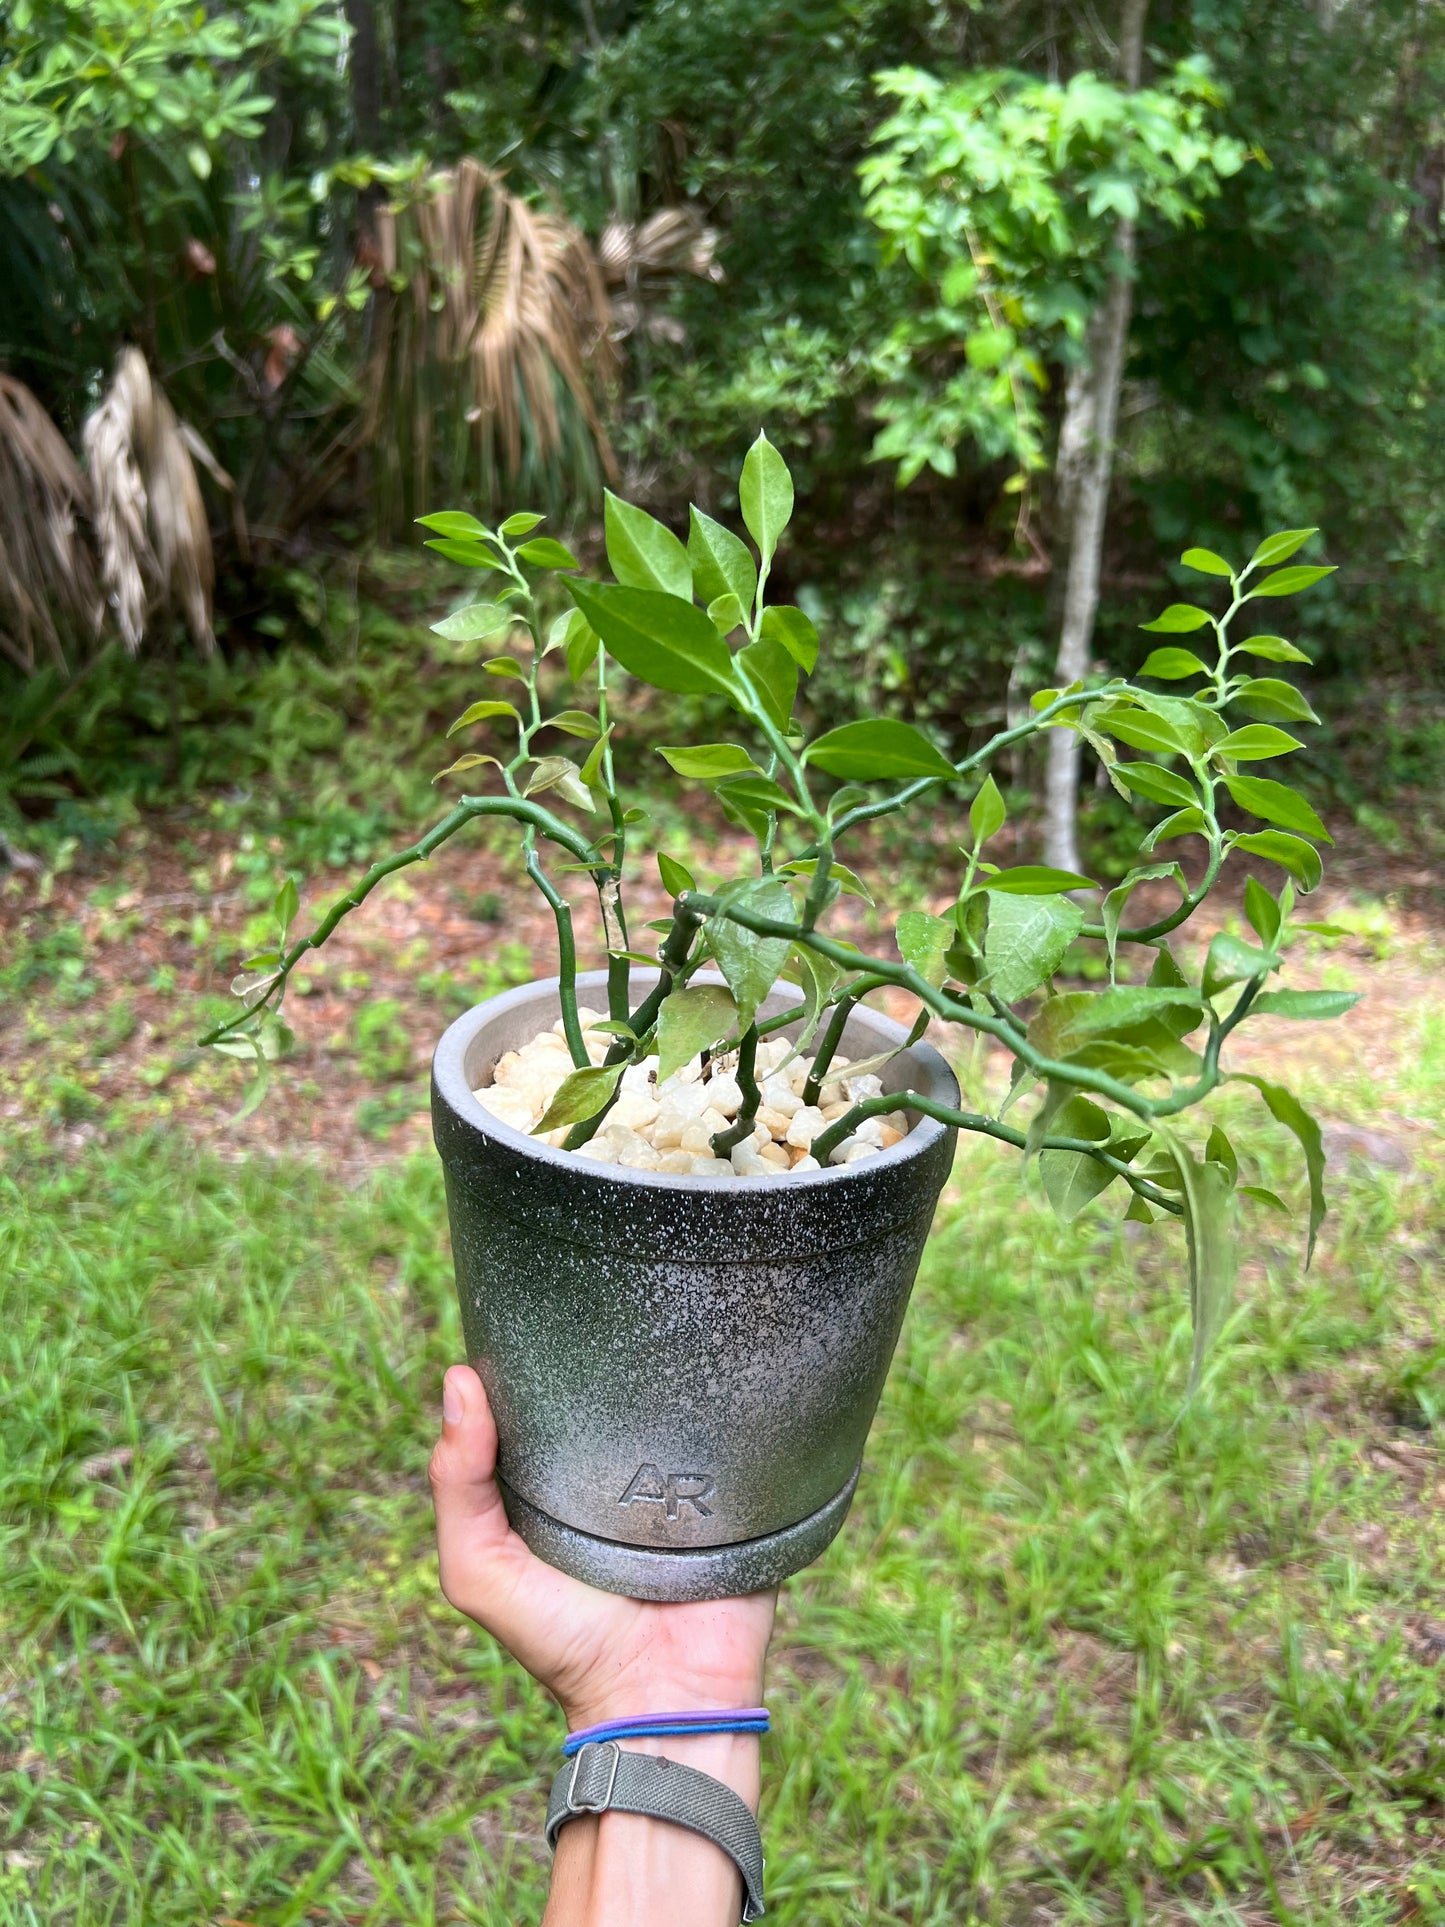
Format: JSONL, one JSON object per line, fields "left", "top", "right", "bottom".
{"left": 4, "top": 1076, "right": 1443, "bottom": 1923}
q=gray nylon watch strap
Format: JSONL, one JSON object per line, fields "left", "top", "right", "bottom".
{"left": 546, "top": 1741, "right": 765, "bottom": 1921}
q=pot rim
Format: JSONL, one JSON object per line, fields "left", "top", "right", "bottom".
{"left": 432, "top": 968, "right": 958, "bottom": 1193}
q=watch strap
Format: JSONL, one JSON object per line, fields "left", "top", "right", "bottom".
{"left": 545, "top": 1740, "right": 765, "bottom": 1921}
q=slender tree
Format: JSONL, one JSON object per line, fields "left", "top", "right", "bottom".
{"left": 1042, "top": 0, "right": 1148, "bottom": 874}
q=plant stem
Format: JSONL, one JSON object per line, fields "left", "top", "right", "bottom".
{"left": 523, "top": 832, "right": 587, "bottom": 1067}
{"left": 710, "top": 1026, "right": 761, "bottom": 1159}
{"left": 561, "top": 903, "right": 703, "bottom": 1150}
{"left": 199, "top": 795, "right": 596, "bottom": 1048}
{"left": 803, "top": 977, "right": 889, "bottom": 1105}
{"left": 808, "top": 1091, "right": 1182, "bottom": 1214}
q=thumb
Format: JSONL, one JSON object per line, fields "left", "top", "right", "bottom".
{"left": 429, "top": 1365, "right": 514, "bottom": 1589}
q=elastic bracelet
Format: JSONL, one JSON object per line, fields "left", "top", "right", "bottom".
{"left": 563, "top": 1708, "right": 769, "bottom": 1756}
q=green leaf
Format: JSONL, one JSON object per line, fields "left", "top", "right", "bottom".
{"left": 896, "top": 909, "right": 953, "bottom": 987}
{"left": 739, "top": 432, "right": 794, "bottom": 566}
{"left": 525, "top": 756, "right": 591, "bottom": 810}
{"left": 484, "top": 657, "right": 527, "bottom": 681}
{"left": 1240, "top": 1184, "right": 1290, "bottom": 1212}
{"left": 1142, "top": 807, "right": 1210, "bottom": 848}
{"left": 984, "top": 892, "right": 1084, "bottom": 1003}
{"left": 579, "top": 727, "right": 612, "bottom": 789}
{"left": 1064, "top": 984, "right": 1204, "bottom": 1038}
{"left": 1236, "top": 634, "right": 1311, "bottom": 664}
{"left": 568, "top": 581, "right": 740, "bottom": 699}
{"left": 1114, "top": 763, "right": 1200, "bottom": 808}
{"left": 1100, "top": 864, "right": 1185, "bottom": 973}
{"left": 417, "top": 511, "right": 490, "bottom": 538}
{"left": 1140, "top": 604, "right": 1213, "bottom": 633}
{"left": 984, "top": 865, "right": 1096, "bottom": 895}
{"left": 604, "top": 492, "right": 691, "bottom": 599}
{"left": 688, "top": 507, "right": 757, "bottom": 612}
{"left": 434, "top": 752, "right": 502, "bottom": 781}
{"left": 1234, "top": 1074, "right": 1327, "bottom": 1262}
{"left": 969, "top": 773, "right": 1006, "bottom": 845}
{"left": 447, "top": 699, "right": 521, "bottom": 737}
{"left": 708, "top": 593, "right": 747, "bottom": 633}
{"left": 1181, "top": 547, "right": 1233, "bottom": 577}
{"left": 274, "top": 876, "right": 299, "bottom": 935}
{"left": 1249, "top": 528, "right": 1317, "bottom": 568}
{"left": 500, "top": 511, "right": 544, "bottom": 537}
{"left": 1040, "top": 1095, "right": 1116, "bottom": 1222}
{"left": 657, "top": 853, "right": 697, "bottom": 897}
{"left": 804, "top": 719, "right": 955, "bottom": 781}
{"left": 716, "top": 773, "right": 806, "bottom": 817}
{"left": 778, "top": 858, "right": 873, "bottom": 903}
{"left": 784, "top": 945, "right": 841, "bottom": 1052}
{"left": 556, "top": 607, "right": 599, "bottom": 680}
{"left": 760, "top": 604, "right": 820, "bottom": 673}
{"left": 1248, "top": 989, "right": 1361, "bottom": 1020}
{"left": 532, "top": 1063, "right": 624, "bottom": 1135}
{"left": 1229, "top": 678, "right": 1320, "bottom": 724}
{"left": 1140, "top": 647, "right": 1210, "bottom": 680}
{"left": 1224, "top": 775, "right": 1330, "bottom": 843}
{"left": 1251, "top": 564, "right": 1336, "bottom": 597}
{"left": 1216, "top": 725, "right": 1302, "bottom": 760}
{"left": 1231, "top": 830, "right": 1324, "bottom": 892}
{"left": 1205, "top": 1124, "right": 1238, "bottom": 1182}
{"left": 431, "top": 601, "right": 513, "bottom": 642}
{"left": 656, "top": 985, "right": 739, "bottom": 1083}
{"left": 1124, "top": 1194, "right": 1155, "bottom": 1223}
{"left": 1157, "top": 1127, "right": 1238, "bottom": 1391}
{"left": 543, "top": 710, "right": 602, "bottom": 739}
{"left": 425, "top": 538, "right": 506, "bottom": 569}
{"left": 516, "top": 537, "right": 580, "bottom": 570}
{"left": 1244, "top": 876, "right": 1281, "bottom": 947}
{"left": 1093, "top": 705, "right": 1190, "bottom": 757}
{"left": 738, "top": 631, "right": 798, "bottom": 730}
{"left": 707, "top": 875, "right": 795, "bottom": 1029}
{"left": 657, "top": 743, "right": 761, "bottom": 780}
{"left": 1203, "top": 931, "right": 1280, "bottom": 997}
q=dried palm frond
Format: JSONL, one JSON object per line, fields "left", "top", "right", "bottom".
{"left": 597, "top": 206, "right": 722, "bottom": 345}
{"left": 0, "top": 375, "right": 102, "bottom": 677}
{"left": 82, "top": 348, "right": 216, "bottom": 657}
{"left": 371, "top": 160, "right": 619, "bottom": 505}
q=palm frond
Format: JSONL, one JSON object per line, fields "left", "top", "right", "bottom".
{"left": 0, "top": 374, "right": 102, "bottom": 677}
{"left": 81, "top": 349, "right": 216, "bottom": 658}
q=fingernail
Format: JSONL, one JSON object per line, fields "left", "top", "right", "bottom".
{"left": 442, "top": 1372, "right": 465, "bottom": 1426}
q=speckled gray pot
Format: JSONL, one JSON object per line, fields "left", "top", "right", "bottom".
{"left": 430, "top": 969, "right": 958, "bottom": 1602}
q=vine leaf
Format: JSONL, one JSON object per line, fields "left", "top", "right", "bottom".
{"left": 707, "top": 875, "right": 795, "bottom": 1030}
{"left": 1039, "top": 1094, "right": 1115, "bottom": 1222}
{"left": 656, "top": 985, "right": 739, "bottom": 1083}
{"left": 532, "top": 1063, "right": 624, "bottom": 1135}
{"left": 1233, "top": 1074, "right": 1328, "bottom": 1263}
{"left": 1156, "top": 1125, "right": 1239, "bottom": 1391}
{"left": 982, "top": 893, "right": 1083, "bottom": 1003}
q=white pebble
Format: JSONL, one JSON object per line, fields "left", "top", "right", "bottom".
{"left": 788, "top": 1154, "right": 821, "bottom": 1174}
{"left": 855, "top": 1116, "right": 891, "bottom": 1146}
{"left": 829, "top": 1137, "right": 879, "bottom": 1166}
{"left": 760, "top": 1075, "right": 803, "bottom": 1117}
{"left": 689, "top": 1155, "right": 734, "bottom": 1177}
{"left": 473, "top": 1085, "right": 536, "bottom": 1132}
{"left": 704, "top": 1072, "right": 743, "bottom": 1115}
{"left": 756, "top": 1038, "right": 791, "bottom": 1073}
{"left": 845, "top": 1072, "right": 884, "bottom": 1102}
{"left": 756, "top": 1105, "right": 792, "bottom": 1140}
{"left": 786, "top": 1106, "right": 827, "bottom": 1150}
{"left": 657, "top": 1151, "right": 695, "bottom": 1174}
{"left": 757, "top": 1140, "right": 791, "bottom": 1169}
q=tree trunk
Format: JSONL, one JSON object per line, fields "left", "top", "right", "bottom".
{"left": 1042, "top": 0, "right": 1148, "bottom": 874}
{"left": 345, "top": 0, "right": 384, "bottom": 237}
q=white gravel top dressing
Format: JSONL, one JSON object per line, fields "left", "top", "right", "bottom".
{"left": 472, "top": 1007, "right": 912, "bottom": 1178}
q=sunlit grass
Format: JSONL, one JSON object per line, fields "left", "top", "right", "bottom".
{"left": 2, "top": 1108, "right": 1441, "bottom": 1925}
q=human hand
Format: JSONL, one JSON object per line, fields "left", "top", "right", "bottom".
{"left": 429, "top": 1364, "right": 776, "bottom": 1730}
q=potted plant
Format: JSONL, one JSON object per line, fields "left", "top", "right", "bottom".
{"left": 204, "top": 436, "right": 1356, "bottom": 1600}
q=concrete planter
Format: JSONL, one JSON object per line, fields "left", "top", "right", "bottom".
{"left": 431, "top": 969, "right": 958, "bottom": 1601}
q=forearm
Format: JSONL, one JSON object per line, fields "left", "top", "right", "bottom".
{"left": 543, "top": 1732, "right": 762, "bottom": 1927}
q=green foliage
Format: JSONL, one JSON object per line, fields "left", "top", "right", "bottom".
{"left": 202, "top": 436, "right": 1363, "bottom": 1386}
{"left": 862, "top": 59, "right": 1246, "bottom": 482}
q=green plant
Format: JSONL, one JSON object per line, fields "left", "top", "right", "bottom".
{"left": 204, "top": 439, "right": 1359, "bottom": 1384}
